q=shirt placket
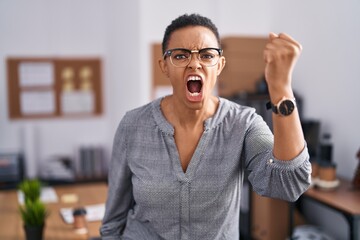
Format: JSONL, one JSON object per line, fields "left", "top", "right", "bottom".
{"left": 180, "top": 178, "right": 190, "bottom": 240}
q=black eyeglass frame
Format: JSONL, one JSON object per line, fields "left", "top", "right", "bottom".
{"left": 163, "top": 47, "right": 223, "bottom": 67}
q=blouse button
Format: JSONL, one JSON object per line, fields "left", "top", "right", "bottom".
{"left": 268, "top": 159, "right": 274, "bottom": 164}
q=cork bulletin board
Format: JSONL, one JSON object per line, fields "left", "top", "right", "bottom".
{"left": 7, "top": 57, "right": 103, "bottom": 119}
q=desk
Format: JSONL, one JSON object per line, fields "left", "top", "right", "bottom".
{"left": 302, "top": 178, "right": 360, "bottom": 240}
{"left": 0, "top": 182, "right": 107, "bottom": 240}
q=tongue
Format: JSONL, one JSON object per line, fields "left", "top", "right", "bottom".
{"left": 187, "top": 81, "right": 202, "bottom": 93}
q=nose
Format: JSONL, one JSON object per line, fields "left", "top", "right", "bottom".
{"left": 187, "top": 51, "right": 202, "bottom": 69}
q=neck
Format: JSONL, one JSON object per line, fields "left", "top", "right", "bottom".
{"left": 162, "top": 95, "right": 219, "bottom": 130}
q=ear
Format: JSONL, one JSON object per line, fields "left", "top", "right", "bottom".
{"left": 159, "top": 59, "right": 169, "bottom": 78}
{"left": 216, "top": 56, "right": 226, "bottom": 76}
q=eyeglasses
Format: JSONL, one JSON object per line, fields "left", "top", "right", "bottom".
{"left": 163, "top": 48, "right": 223, "bottom": 68}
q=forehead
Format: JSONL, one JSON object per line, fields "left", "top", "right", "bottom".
{"left": 167, "top": 26, "right": 219, "bottom": 50}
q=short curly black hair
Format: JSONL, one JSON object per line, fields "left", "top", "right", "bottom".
{"left": 161, "top": 13, "right": 221, "bottom": 54}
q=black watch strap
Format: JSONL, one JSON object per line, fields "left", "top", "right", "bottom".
{"left": 266, "top": 101, "right": 278, "bottom": 114}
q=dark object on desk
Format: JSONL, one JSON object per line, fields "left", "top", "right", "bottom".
{"left": 315, "top": 161, "right": 339, "bottom": 191}
{"left": 301, "top": 123, "right": 340, "bottom": 191}
{"left": 301, "top": 120, "right": 320, "bottom": 160}
{"left": 0, "top": 153, "right": 25, "bottom": 189}
{"left": 318, "top": 161, "right": 337, "bottom": 180}
{"left": 319, "top": 133, "right": 333, "bottom": 163}
{"left": 39, "top": 156, "right": 75, "bottom": 182}
{"left": 24, "top": 224, "right": 45, "bottom": 240}
{"left": 73, "top": 207, "right": 87, "bottom": 231}
{"left": 352, "top": 148, "right": 360, "bottom": 189}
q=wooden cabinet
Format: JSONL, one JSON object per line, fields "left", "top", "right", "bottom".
{"left": 219, "top": 37, "right": 267, "bottom": 98}
{"left": 251, "top": 192, "right": 290, "bottom": 240}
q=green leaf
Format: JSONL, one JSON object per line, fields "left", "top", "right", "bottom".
{"left": 19, "top": 199, "right": 49, "bottom": 227}
{"left": 18, "top": 179, "right": 42, "bottom": 202}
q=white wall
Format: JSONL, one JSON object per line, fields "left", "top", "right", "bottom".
{"left": 0, "top": 0, "right": 141, "bottom": 177}
{"left": 271, "top": 0, "right": 360, "bottom": 180}
{"left": 1, "top": 0, "right": 359, "bottom": 238}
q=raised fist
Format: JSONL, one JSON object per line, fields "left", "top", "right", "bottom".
{"left": 263, "top": 33, "right": 302, "bottom": 95}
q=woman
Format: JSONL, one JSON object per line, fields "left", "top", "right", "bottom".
{"left": 100, "top": 13, "right": 311, "bottom": 240}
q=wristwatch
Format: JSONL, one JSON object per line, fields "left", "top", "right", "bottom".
{"left": 266, "top": 97, "right": 296, "bottom": 116}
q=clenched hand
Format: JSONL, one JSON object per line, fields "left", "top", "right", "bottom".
{"left": 263, "top": 32, "right": 302, "bottom": 97}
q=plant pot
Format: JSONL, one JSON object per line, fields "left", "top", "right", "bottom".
{"left": 24, "top": 224, "right": 44, "bottom": 240}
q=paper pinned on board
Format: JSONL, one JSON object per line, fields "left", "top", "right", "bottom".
{"left": 19, "top": 62, "right": 54, "bottom": 87}
{"left": 20, "top": 90, "right": 55, "bottom": 115}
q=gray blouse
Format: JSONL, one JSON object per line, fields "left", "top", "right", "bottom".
{"left": 100, "top": 97, "right": 311, "bottom": 240}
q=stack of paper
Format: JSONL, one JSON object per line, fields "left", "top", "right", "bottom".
{"left": 59, "top": 203, "right": 105, "bottom": 224}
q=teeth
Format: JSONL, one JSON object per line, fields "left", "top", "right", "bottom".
{"left": 189, "top": 92, "right": 200, "bottom": 97}
{"left": 187, "top": 76, "right": 201, "bottom": 81}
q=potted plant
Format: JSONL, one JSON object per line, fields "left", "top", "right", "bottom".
{"left": 19, "top": 198, "right": 48, "bottom": 240}
{"left": 18, "top": 179, "right": 48, "bottom": 240}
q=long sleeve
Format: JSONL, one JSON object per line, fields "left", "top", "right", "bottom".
{"left": 244, "top": 114, "right": 311, "bottom": 202}
{"left": 100, "top": 117, "right": 134, "bottom": 239}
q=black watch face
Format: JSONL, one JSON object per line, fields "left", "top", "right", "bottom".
{"left": 279, "top": 100, "right": 295, "bottom": 116}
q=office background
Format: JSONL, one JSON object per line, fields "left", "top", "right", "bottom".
{"left": 1, "top": 0, "right": 359, "bottom": 239}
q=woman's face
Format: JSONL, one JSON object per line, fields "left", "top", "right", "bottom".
{"left": 160, "top": 26, "right": 226, "bottom": 110}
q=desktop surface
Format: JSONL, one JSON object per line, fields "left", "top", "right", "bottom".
{"left": 305, "top": 178, "right": 360, "bottom": 215}
{"left": 303, "top": 177, "right": 360, "bottom": 240}
{"left": 0, "top": 182, "right": 107, "bottom": 240}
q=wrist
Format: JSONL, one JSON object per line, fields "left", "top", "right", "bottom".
{"left": 268, "top": 85, "right": 294, "bottom": 103}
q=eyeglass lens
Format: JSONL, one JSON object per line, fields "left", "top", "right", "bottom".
{"left": 169, "top": 49, "right": 220, "bottom": 67}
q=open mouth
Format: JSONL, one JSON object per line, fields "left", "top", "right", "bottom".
{"left": 187, "top": 75, "right": 203, "bottom": 96}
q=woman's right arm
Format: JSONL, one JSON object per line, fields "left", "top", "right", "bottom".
{"left": 100, "top": 118, "right": 134, "bottom": 239}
